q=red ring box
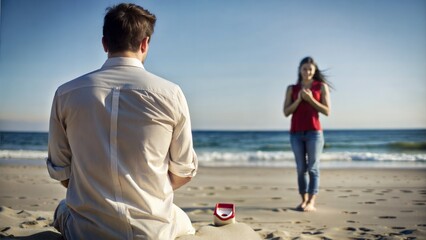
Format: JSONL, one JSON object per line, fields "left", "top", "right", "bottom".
{"left": 213, "top": 203, "right": 236, "bottom": 226}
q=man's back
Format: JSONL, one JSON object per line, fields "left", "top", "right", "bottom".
{"left": 47, "top": 57, "right": 197, "bottom": 239}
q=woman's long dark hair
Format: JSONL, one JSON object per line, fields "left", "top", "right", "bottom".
{"left": 297, "top": 56, "right": 333, "bottom": 89}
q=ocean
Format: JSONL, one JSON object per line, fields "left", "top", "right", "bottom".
{"left": 1, "top": 130, "right": 425, "bottom": 168}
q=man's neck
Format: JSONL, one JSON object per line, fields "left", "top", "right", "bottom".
{"left": 108, "top": 51, "right": 143, "bottom": 62}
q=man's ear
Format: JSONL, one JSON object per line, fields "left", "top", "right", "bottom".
{"left": 102, "top": 37, "right": 108, "bottom": 53}
{"left": 141, "top": 37, "right": 150, "bottom": 53}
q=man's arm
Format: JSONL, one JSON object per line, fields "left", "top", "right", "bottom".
{"left": 168, "top": 87, "right": 198, "bottom": 186}
{"left": 46, "top": 91, "right": 72, "bottom": 184}
{"left": 168, "top": 171, "right": 192, "bottom": 190}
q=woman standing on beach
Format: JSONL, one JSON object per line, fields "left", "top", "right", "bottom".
{"left": 283, "top": 57, "right": 331, "bottom": 212}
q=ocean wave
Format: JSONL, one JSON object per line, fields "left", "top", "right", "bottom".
{"left": 197, "top": 151, "right": 426, "bottom": 163}
{"left": 323, "top": 152, "right": 426, "bottom": 162}
{"left": 2, "top": 149, "right": 426, "bottom": 164}
{"left": 197, "top": 151, "right": 295, "bottom": 162}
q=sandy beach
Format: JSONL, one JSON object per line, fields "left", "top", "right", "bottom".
{"left": 1, "top": 164, "right": 425, "bottom": 239}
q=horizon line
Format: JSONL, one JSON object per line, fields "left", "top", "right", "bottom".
{"left": 1, "top": 127, "right": 426, "bottom": 133}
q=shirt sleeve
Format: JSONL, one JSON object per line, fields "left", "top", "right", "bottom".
{"left": 46, "top": 91, "right": 72, "bottom": 181}
{"left": 168, "top": 87, "right": 198, "bottom": 178}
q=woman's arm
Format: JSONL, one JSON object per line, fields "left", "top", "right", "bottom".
{"left": 283, "top": 85, "right": 302, "bottom": 117}
{"left": 301, "top": 83, "right": 330, "bottom": 116}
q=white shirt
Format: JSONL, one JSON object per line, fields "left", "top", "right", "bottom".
{"left": 47, "top": 57, "right": 198, "bottom": 239}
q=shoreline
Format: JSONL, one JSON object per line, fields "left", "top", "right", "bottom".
{"left": 1, "top": 165, "right": 426, "bottom": 239}
{"left": 1, "top": 158, "right": 426, "bottom": 170}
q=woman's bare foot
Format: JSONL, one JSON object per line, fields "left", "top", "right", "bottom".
{"left": 303, "top": 194, "right": 317, "bottom": 212}
{"left": 303, "top": 202, "right": 316, "bottom": 212}
{"left": 297, "top": 201, "right": 308, "bottom": 211}
{"left": 297, "top": 193, "right": 309, "bottom": 211}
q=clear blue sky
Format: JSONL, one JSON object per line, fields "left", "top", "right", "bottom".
{"left": 1, "top": 0, "right": 425, "bottom": 131}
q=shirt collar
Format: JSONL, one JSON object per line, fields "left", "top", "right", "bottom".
{"left": 102, "top": 57, "right": 145, "bottom": 69}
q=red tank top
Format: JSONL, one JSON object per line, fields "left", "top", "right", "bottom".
{"left": 290, "top": 80, "right": 322, "bottom": 132}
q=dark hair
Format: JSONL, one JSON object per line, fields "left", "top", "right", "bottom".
{"left": 297, "top": 56, "right": 333, "bottom": 89}
{"left": 103, "top": 3, "right": 156, "bottom": 53}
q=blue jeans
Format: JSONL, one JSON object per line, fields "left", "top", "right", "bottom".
{"left": 290, "top": 131, "right": 324, "bottom": 195}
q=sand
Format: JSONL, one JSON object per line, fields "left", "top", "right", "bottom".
{"left": 1, "top": 164, "right": 425, "bottom": 239}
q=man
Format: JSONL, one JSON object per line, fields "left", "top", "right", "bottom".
{"left": 47, "top": 3, "right": 198, "bottom": 239}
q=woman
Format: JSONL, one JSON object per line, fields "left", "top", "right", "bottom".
{"left": 283, "top": 57, "right": 331, "bottom": 212}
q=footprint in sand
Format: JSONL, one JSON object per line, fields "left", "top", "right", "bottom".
{"left": 342, "top": 211, "right": 358, "bottom": 215}
{"left": 19, "top": 220, "right": 39, "bottom": 228}
{"left": 392, "top": 226, "right": 406, "bottom": 230}
{"left": 359, "top": 227, "right": 373, "bottom": 232}
{"left": 344, "top": 227, "right": 357, "bottom": 231}
{"left": 302, "top": 230, "right": 324, "bottom": 235}
{"left": 412, "top": 200, "right": 426, "bottom": 205}
{"left": 347, "top": 220, "right": 359, "bottom": 223}
{"left": 364, "top": 201, "right": 376, "bottom": 204}
{"left": 262, "top": 230, "right": 290, "bottom": 240}
{"left": 376, "top": 199, "right": 386, "bottom": 201}
{"left": 293, "top": 220, "right": 310, "bottom": 224}
{"left": 378, "top": 216, "right": 396, "bottom": 219}
{"left": 17, "top": 210, "right": 32, "bottom": 218}
{"left": 400, "top": 190, "right": 413, "bottom": 193}
{"left": 401, "top": 210, "right": 414, "bottom": 213}
{"left": 272, "top": 208, "right": 287, "bottom": 213}
{"left": 338, "top": 196, "right": 348, "bottom": 198}
{"left": 271, "top": 197, "right": 282, "bottom": 200}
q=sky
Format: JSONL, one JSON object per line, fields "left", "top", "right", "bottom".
{"left": 0, "top": 0, "right": 425, "bottom": 131}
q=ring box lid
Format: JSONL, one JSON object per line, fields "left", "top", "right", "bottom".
{"left": 213, "top": 203, "right": 235, "bottom": 220}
